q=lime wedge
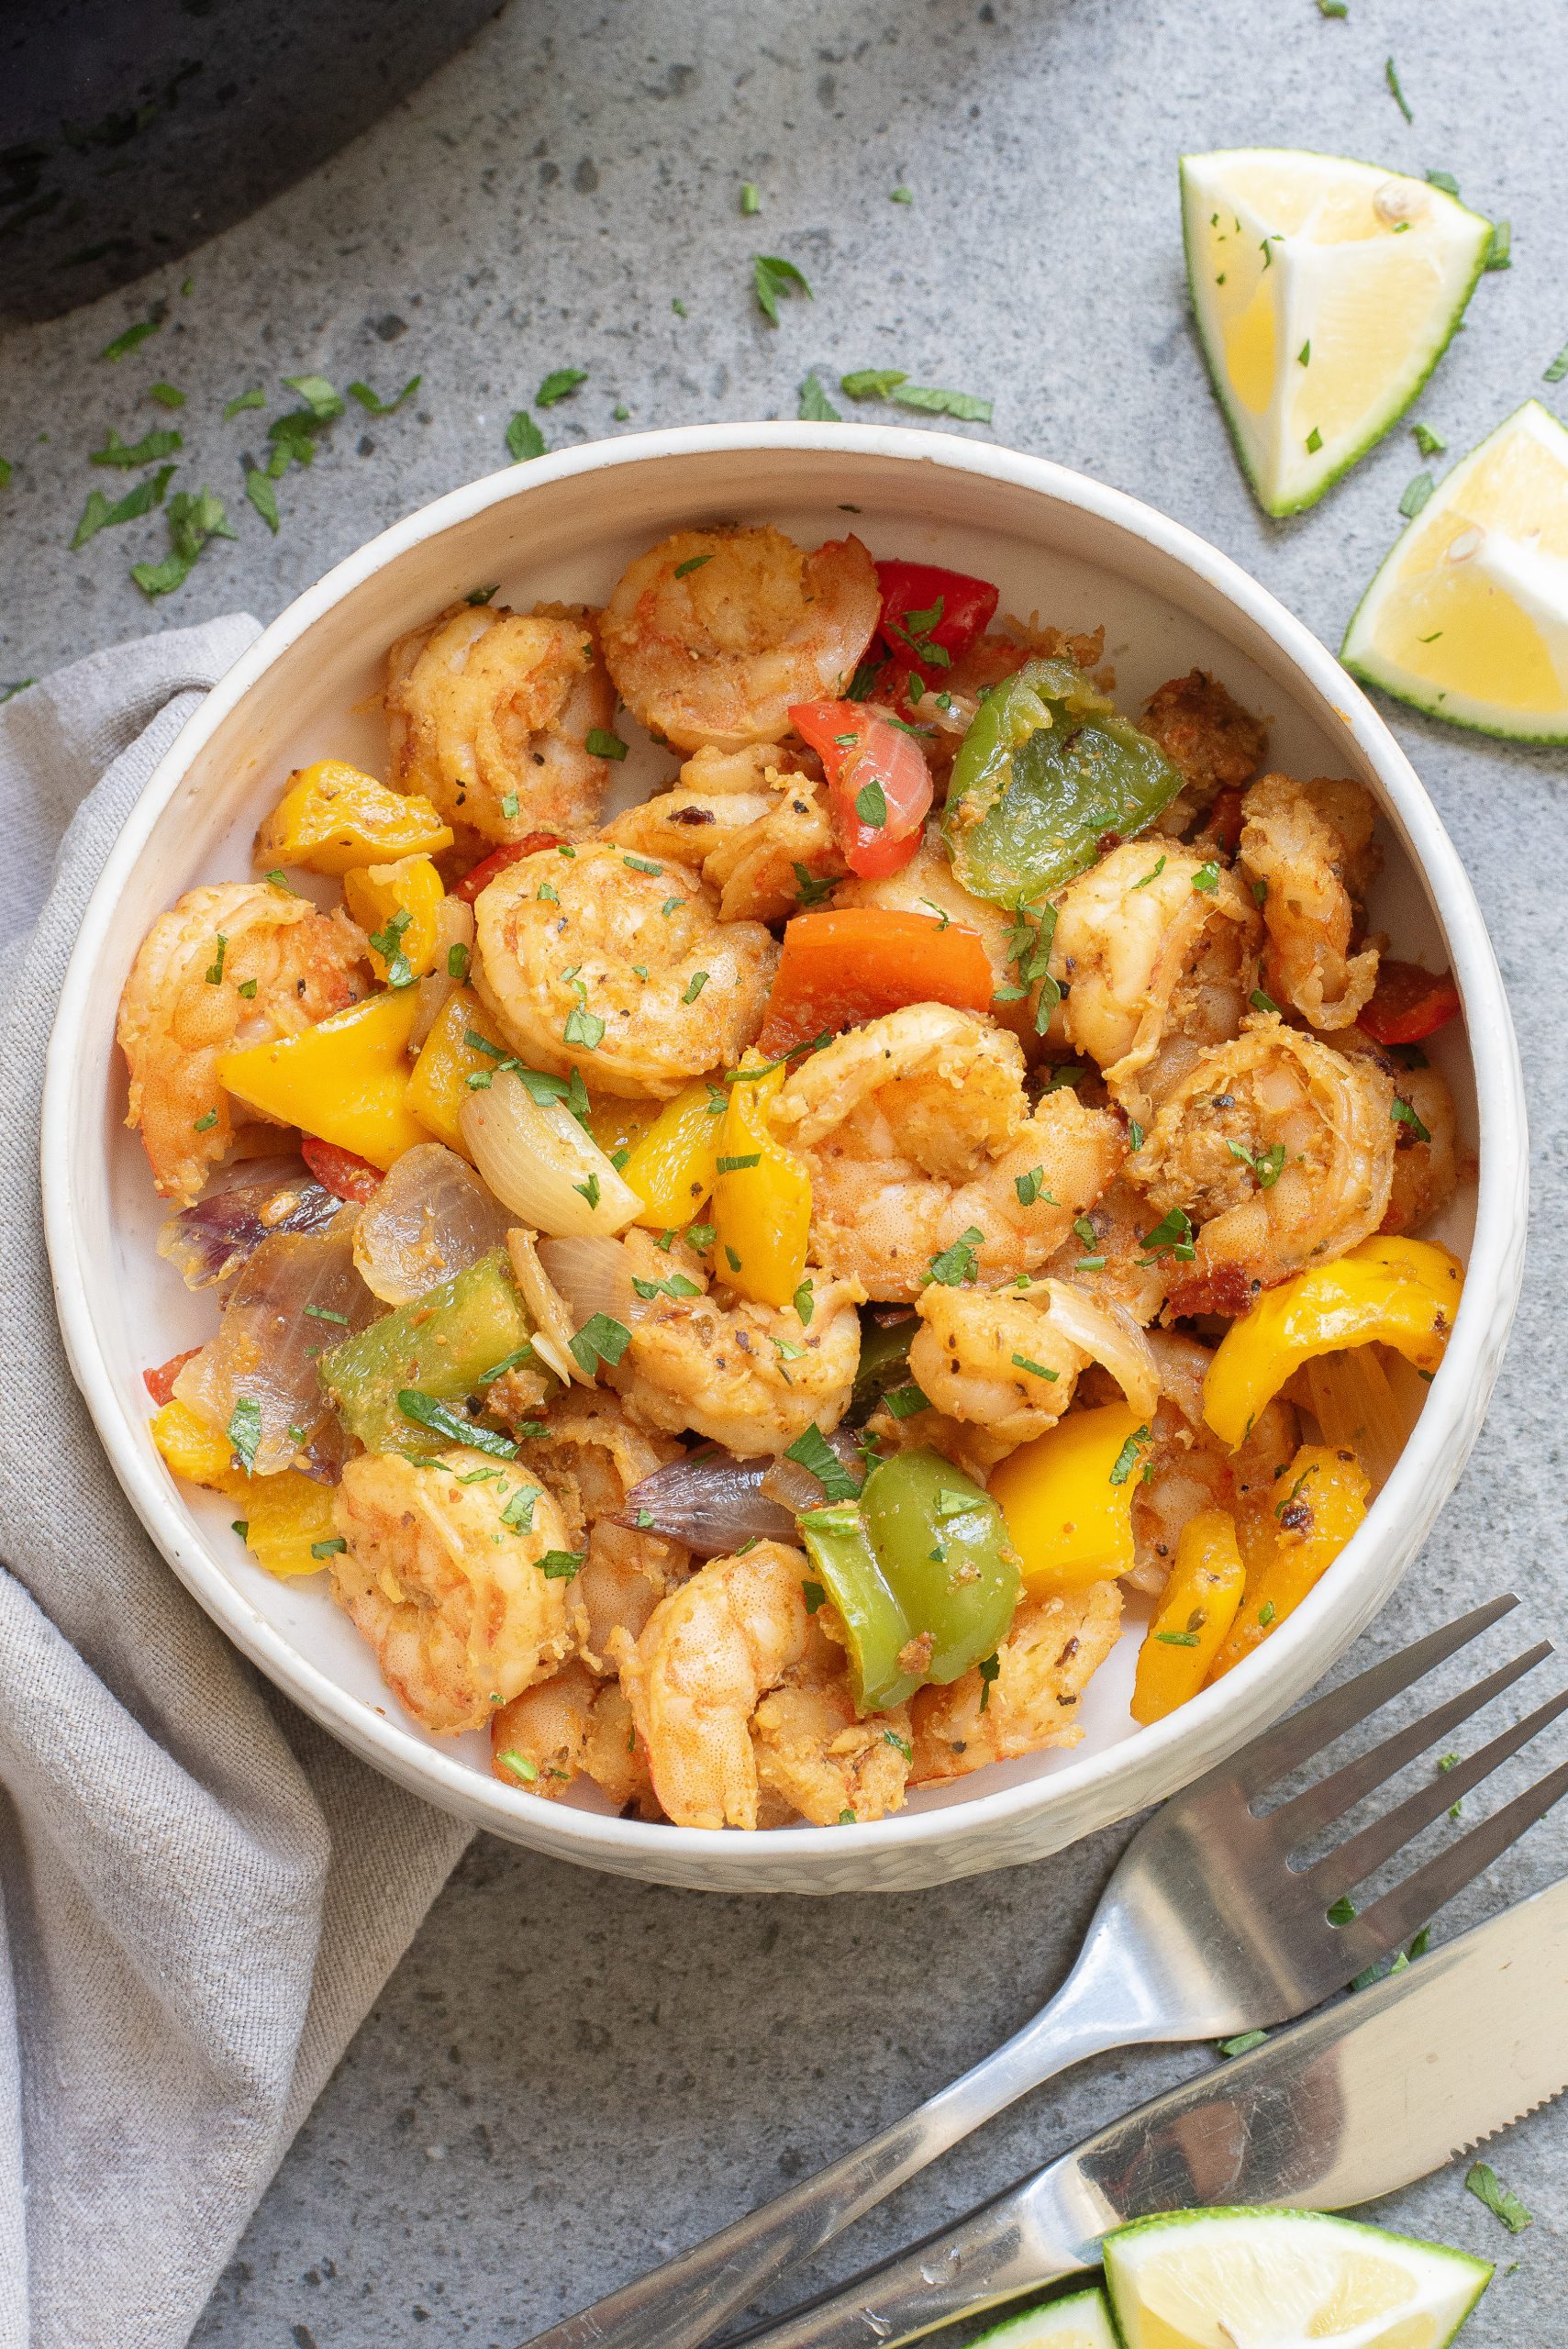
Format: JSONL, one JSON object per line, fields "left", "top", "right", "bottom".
{"left": 965, "top": 2286, "right": 1119, "bottom": 2347}
{"left": 1342, "top": 398, "right": 1568, "bottom": 740}
{"left": 1181, "top": 150, "right": 1493, "bottom": 516}
{"left": 1104, "top": 2207, "right": 1492, "bottom": 2349}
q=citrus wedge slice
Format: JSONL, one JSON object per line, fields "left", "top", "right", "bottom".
{"left": 1181, "top": 150, "right": 1493, "bottom": 516}
{"left": 1342, "top": 398, "right": 1568, "bottom": 740}
{"left": 1103, "top": 2207, "right": 1492, "bottom": 2349}
{"left": 966, "top": 2287, "right": 1119, "bottom": 2347}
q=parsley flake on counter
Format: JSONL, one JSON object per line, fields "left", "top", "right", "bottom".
{"left": 841, "top": 368, "right": 909, "bottom": 400}
{"left": 0, "top": 459, "right": 10, "bottom": 490}
{"left": 244, "top": 468, "right": 280, "bottom": 533}
{"left": 753, "top": 252, "right": 813, "bottom": 324}
{"left": 890, "top": 383, "right": 994, "bottom": 424}
{"left": 223, "top": 387, "right": 266, "bottom": 420}
{"left": 148, "top": 383, "right": 185, "bottom": 408}
{"left": 890, "top": 185, "right": 913, "bottom": 204}
{"left": 590, "top": 729, "right": 629, "bottom": 761}
{"left": 1316, "top": 0, "right": 1347, "bottom": 15}
{"left": 1466, "top": 2163, "right": 1532, "bottom": 2235}
{"left": 282, "top": 373, "right": 345, "bottom": 421}
{"left": 1485, "top": 219, "right": 1512, "bottom": 271}
{"left": 537, "top": 366, "right": 587, "bottom": 406}
{"left": 1385, "top": 55, "right": 1413, "bottom": 121}
{"left": 1217, "top": 2028, "right": 1270, "bottom": 2056}
{"left": 740, "top": 181, "right": 761, "bottom": 215}
{"left": 101, "top": 317, "right": 162, "bottom": 362}
{"left": 799, "top": 371, "right": 841, "bottom": 422}
{"left": 131, "top": 486, "right": 238, "bottom": 598}
{"left": 1544, "top": 341, "right": 1568, "bottom": 385}
{"left": 91, "top": 426, "right": 183, "bottom": 467}
{"left": 347, "top": 375, "right": 420, "bottom": 413}
{"left": 1399, "top": 472, "right": 1435, "bottom": 518}
{"left": 506, "top": 409, "right": 547, "bottom": 463}
{"left": 1411, "top": 421, "right": 1447, "bottom": 457}
{"left": 71, "top": 465, "right": 176, "bottom": 550}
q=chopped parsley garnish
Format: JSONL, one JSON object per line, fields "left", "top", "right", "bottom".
{"left": 1485, "top": 219, "right": 1512, "bottom": 272}
{"left": 724, "top": 1245, "right": 742, "bottom": 1272}
{"left": 631, "top": 1272, "right": 702, "bottom": 1302}
{"left": 72, "top": 465, "right": 177, "bottom": 549}
{"left": 1133, "top": 855, "right": 1167, "bottom": 888}
{"left": 568, "top": 1313, "right": 632, "bottom": 1375}
{"left": 740, "top": 182, "right": 761, "bottom": 215}
{"left": 793, "top": 1277, "right": 815, "bottom": 1326}
{"left": 368, "top": 907, "right": 415, "bottom": 987}
{"left": 922, "top": 1225, "right": 985, "bottom": 1287}
{"left": 1399, "top": 472, "right": 1435, "bottom": 519}
{"left": 563, "top": 1006, "right": 606, "bottom": 1050}
{"left": 1108, "top": 1426, "right": 1151, "bottom": 1486}
{"left": 1297, "top": 340, "right": 1311, "bottom": 367}
{"left": 310, "top": 1536, "right": 347, "bottom": 1559}
{"left": 854, "top": 778, "right": 888, "bottom": 829}
{"left": 784, "top": 1422, "right": 862, "bottom": 1502}
{"left": 682, "top": 970, "right": 709, "bottom": 1003}
{"left": 890, "top": 383, "right": 994, "bottom": 424}
{"left": 536, "top": 367, "right": 587, "bottom": 406}
{"left": 977, "top": 1653, "right": 1001, "bottom": 1711}
{"left": 223, "top": 387, "right": 265, "bottom": 419}
{"left": 1011, "top": 1353, "right": 1059, "bottom": 1382}
{"left": 506, "top": 410, "right": 546, "bottom": 463}
{"left": 752, "top": 253, "right": 813, "bottom": 324}
{"left": 793, "top": 863, "right": 837, "bottom": 906}
{"left": 1128, "top": 1119, "right": 1145, "bottom": 1152}
{"left": 131, "top": 486, "right": 239, "bottom": 600}
{"left": 801, "top": 1578, "right": 827, "bottom": 1612}
{"left": 500, "top": 791, "right": 519, "bottom": 818}
{"left": 231, "top": 1520, "right": 250, "bottom": 1541}
{"left": 716, "top": 1152, "right": 762, "bottom": 1173}
{"left": 841, "top": 368, "right": 909, "bottom": 401}
{"left": 396, "top": 1391, "right": 517, "bottom": 1455}
{"left": 1139, "top": 1207, "right": 1195, "bottom": 1263}
{"left": 589, "top": 729, "right": 630, "bottom": 761}
{"left": 1217, "top": 2028, "right": 1270, "bottom": 2057}
{"left": 498, "top": 1748, "right": 539, "bottom": 1782}
{"left": 574, "top": 1173, "right": 601, "bottom": 1210}
{"left": 148, "top": 383, "right": 185, "bottom": 408}
{"left": 673, "top": 552, "right": 714, "bottom": 578}
{"left": 500, "top": 1483, "right": 542, "bottom": 1531}
{"left": 193, "top": 1109, "right": 218, "bottom": 1131}
{"left": 884, "top": 1731, "right": 914, "bottom": 1764}
{"left": 539, "top": 1549, "right": 586, "bottom": 1580}
{"left": 1306, "top": 426, "right": 1323, "bottom": 455}
{"left": 1228, "top": 1137, "right": 1286, "bottom": 1188}
{"left": 1190, "top": 860, "right": 1220, "bottom": 893}
{"left": 204, "top": 933, "right": 228, "bottom": 985}
{"left": 244, "top": 469, "right": 280, "bottom": 534}
{"left": 1250, "top": 987, "right": 1280, "bottom": 1015}
{"left": 91, "top": 426, "right": 183, "bottom": 468}
{"left": 1392, "top": 1096, "right": 1432, "bottom": 1143}
{"left": 884, "top": 1382, "right": 930, "bottom": 1419}
{"left": 684, "top": 1221, "right": 717, "bottom": 1252}
{"left": 1015, "top": 1166, "right": 1052, "bottom": 1207}
{"left": 347, "top": 375, "right": 420, "bottom": 413}
{"left": 1384, "top": 54, "right": 1413, "bottom": 120}
{"left": 1466, "top": 2164, "right": 1532, "bottom": 2234}
{"left": 304, "top": 1304, "right": 349, "bottom": 1326}
{"left": 1156, "top": 1628, "right": 1201, "bottom": 1647}
{"left": 799, "top": 371, "right": 841, "bottom": 422}
{"left": 227, "top": 1397, "right": 262, "bottom": 1473}
{"left": 448, "top": 943, "right": 471, "bottom": 981}
{"left": 100, "top": 317, "right": 162, "bottom": 362}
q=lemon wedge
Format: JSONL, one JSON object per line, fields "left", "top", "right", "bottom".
{"left": 1181, "top": 150, "right": 1493, "bottom": 516}
{"left": 1342, "top": 399, "right": 1568, "bottom": 740}
{"left": 966, "top": 2288, "right": 1119, "bottom": 2347}
{"left": 1103, "top": 2208, "right": 1492, "bottom": 2349}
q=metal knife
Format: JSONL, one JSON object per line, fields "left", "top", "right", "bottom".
{"left": 725, "top": 1871, "right": 1568, "bottom": 2349}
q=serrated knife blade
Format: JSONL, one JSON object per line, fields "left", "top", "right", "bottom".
{"left": 733, "top": 1873, "right": 1568, "bottom": 2348}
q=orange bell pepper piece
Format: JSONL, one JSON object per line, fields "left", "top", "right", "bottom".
{"left": 758, "top": 907, "right": 995, "bottom": 1055}
{"left": 1130, "top": 1508, "right": 1246, "bottom": 1724}
{"left": 1207, "top": 1443, "right": 1371, "bottom": 1680}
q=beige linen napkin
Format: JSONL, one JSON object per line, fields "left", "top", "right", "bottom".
{"left": 0, "top": 621, "right": 471, "bottom": 2349}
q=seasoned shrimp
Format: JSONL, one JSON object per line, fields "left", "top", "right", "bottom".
{"left": 1040, "top": 1176, "right": 1172, "bottom": 1325}
{"left": 384, "top": 599, "right": 616, "bottom": 844}
{"left": 1141, "top": 670, "right": 1268, "bottom": 830}
{"left": 609, "top": 1230, "right": 861, "bottom": 1457}
{"left": 1240, "top": 773, "right": 1380, "bottom": 1030}
{"left": 1382, "top": 1059, "right": 1459, "bottom": 1237}
{"left": 117, "top": 880, "right": 366, "bottom": 1205}
{"left": 491, "top": 1660, "right": 653, "bottom": 1812}
{"left": 1129, "top": 1012, "right": 1396, "bottom": 1312}
{"left": 329, "top": 1446, "right": 575, "bottom": 1734}
{"left": 606, "top": 742, "right": 843, "bottom": 923}
{"left": 907, "top": 1277, "right": 1158, "bottom": 1463}
{"left": 520, "top": 1388, "right": 690, "bottom": 1669}
{"left": 617, "top": 1538, "right": 820, "bottom": 1830}
{"left": 752, "top": 1646, "right": 913, "bottom": 1827}
{"left": 770, "top": 1004, "right": 1125, "bottom": 1302}
{"left": 600, "top": 526, "right": 881, "bottom": 752}
{"left": 910, "top": 1581, "right": 1123, "bottom": 1783}
{"left": 471, "top": 841, "right": 777, "bottom": 1097}
{"left": 1051, "top": 840, "right": 1262, "bottom": 1125}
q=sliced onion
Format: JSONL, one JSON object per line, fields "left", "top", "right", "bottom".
{"left": 506, "top": 1229, "right": 588, "bottom": 1386}
{"left": 352, "top": 1141, "right": 511, "bottom": 1304}
{"left": 1305, "top": 1345, "right": 1415, "bottom": 1492}
{"left": 619, "top": 1450, "right": 799, "bottom": 1556}
{"left": 460, "top": 1074, "right": 641, "bottom": 1237}
{"left": 1041, "top": 1278, "right": 1161, "bottom": 1419}
{"left": 410, "top": 897, "right": 477, "bottom": 1051}
{"left": 537, "top": 1235, "right": 651, "bottom": 1331}
{"left": 158, "top": 1159, "right": 338, "bottom": 1289}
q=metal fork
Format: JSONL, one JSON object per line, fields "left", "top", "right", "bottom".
{"left": 523, "top": 1594, "right": 1568, "bottom": 2349}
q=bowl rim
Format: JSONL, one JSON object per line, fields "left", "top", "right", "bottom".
{"left": 43, "top": 419, "right": 1529, "bottom": 1872}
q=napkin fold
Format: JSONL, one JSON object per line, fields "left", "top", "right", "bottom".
{"left": 0, "top": 622, "right": 471, "bottom": 2349}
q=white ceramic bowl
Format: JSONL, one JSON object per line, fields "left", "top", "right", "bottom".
{"left": 43, "top": 425, "right": 1528, "bottom": 1895}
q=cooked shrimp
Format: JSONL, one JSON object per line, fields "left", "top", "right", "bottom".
{"left": 600, "top": 526, "right": 881, "bottom": 752}
{"left": 1129, "top": 1012, "right": 1396, "bottom": 1312}
{"left": 832, "top": 830, "right": 1028, "bottom": 1034}
{"left": 329, "top": 1446, "right": 576, "bottom": 1734}
{"left": 1124, "top": 1330, "right": 1298, "bottom": 1592}
{"left": 471, "top": 841, "right": 777, "bottom": 1097}
{"left": 752, "top": 1651, "right": 913, "bottom": 1826}
{"left": 606, "top": 743, "right": 843, "bottom": 923}
{"left": 491, "top": 1660, "right": 653, "bottom": 1811}
{"left": 1141, "top": 670, "right": 1268, "bottom": 829}
{"left": 1051, "top": 841, "right": 1262, "bottom": 1125}
{"left": 1240, "top": 773, "right": 1380, "bottom": 1030}
{"left": 610, "top": 1230, "right": 861, "bottom": 1457}
{"left": 521, "top": 1388, "right": 690, "bottom": 1669}
{"left": 910, "top": 1580, "right": 1123, "bottom": 1783}
{"left": 1382, "top": 1060, "right": 1460, "bottom": 1237}
{"left": 617, "top": 1539, "right": 818, "bottom": 1830}
{"left": 117, "top": 880, "right": 367, "bottom": 1205}
{"left": 1040, "top": 1176, "right": 1172, "bottom": 1325}
{"left": 770, "top": 1004, "right": 1125, "bottom": 1302}
{"left": 907, "top": 1277, "right": 1158, "bottom": 1463}
{"left": 384, "top": 599, "right": 616, "bottom": 844}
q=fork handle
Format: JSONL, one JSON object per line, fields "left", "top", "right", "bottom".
{"left": 518, "top": 1983, "right": 1128, "bottom": 2349}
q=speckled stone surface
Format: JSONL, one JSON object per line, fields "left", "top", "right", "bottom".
{"left": 4, "top": 1, "right": 1566, "bottom": 2341}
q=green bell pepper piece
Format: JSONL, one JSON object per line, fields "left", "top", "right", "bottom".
{"left": 861, "top": 1447, "right": 1019, "bottom": 1685}
{"left": 849, "top": 1311, "right": 918, "bottom": 1421}
{"left": 319, "top": 1247, "right": 540, "bottom": 1456}
{"left": 800, "top": 1503, "right": 920, "bottom": 1713}
{"left": 942, "top": 656, "right": 1184, "bottom": 908}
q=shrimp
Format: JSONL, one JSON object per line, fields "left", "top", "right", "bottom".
{"left": 384, "top": 598, "right": 617, "bottom": 844}
{"left": 599, "top": 526, "right": 881, "bottom": 752}
{"left": 752, "top": 1648, "right": 913, "bottom": 1827}
{"left": 117, "top": 880, "right": 367, "bottom": 1205}
{"left": 1240, "top": 773, "right": 1381, "bottom": 1030}
{"left": 491, "top": 1660, "right": 654, "bottom": 1812}
{"left": 1382, "top": 1060, "right": 1460, "bottom": 1237}
{"left": 329, "top": 1446, "right": 576, "bottom": 1734}
{"left": 1051, "top": 840, "right": 1262, "bottom": 1126}
{"left": 907, "top": 1277, "right": 1159, "bottom": 1464}
{"left": 910, "top": 1580, "right": 1123, "bottom": 1784}
{"left": 1040, "top": 1176, "right": 1172, "bottom": 1325}
{"left": 471, "top": 841, "right": 777, "bottom": 1097}
{"left": 520, "top": 1387, "right": 690, "bottom": 1670}
{"left": 605, "top": 742, "right": 843, "bottom": 923}
{"left": 1129, "top": 1012, "right": 1396, "bottom": 1312}
{"left": 770, "top": 1004, "right": 1125, "bottom": 1302}
{"left": 617, "top": 1538, "right": 820, "bottom": 1830}
{"left": 1124, "top": 1330, "right": 1299, "bottom": 1593}
{"left": 1140, "top": 670, "right": 1268, "bottom": 830}
{"left": 610, "top": 1230, "right": 861, "bottom": 1457}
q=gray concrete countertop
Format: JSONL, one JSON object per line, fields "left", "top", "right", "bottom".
{"left": 5, "top": 1, "right": 1566, "bottom": 2341}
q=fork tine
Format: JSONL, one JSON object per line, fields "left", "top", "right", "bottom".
{"left": 1219, "top": 1594, "right": 1520, "bottom": 1798}
{"left": 1307, "top": 1683, "right": 1568, "bottom": 1905}
{"left": 1333, "top": 1750, "right": 1568, "bottom": 1976}
{"left": 1270, "top": 1642, "right": 1553, "bottom": 1847}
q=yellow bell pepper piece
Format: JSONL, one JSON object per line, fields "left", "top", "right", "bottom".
{"left": 218, "top": 987, "right": 433, "bottom": 1171}
{"left": 621, "top": 1077, "right": 726, "bottom": 1230}
{"left": 1130, "top": 1508, "right": 1246, "bottom": 1725}
{"left": 254, "top": 759, "right": 452, "bottom": 875}
{"left": 587, "top": 1096, "right": 659, "bottom": 1166}
{"left": 1207, "top": 1443, "right": 1371, "bottom": 1681}
{"left": 989, "top": 1399, "right": 1151, "bottom": 1594}
{"left": 150, "top": 1396, "right": 234, "bottom": 1486}
{"left": 406, "top": 985, "right": 506, "bottom": 1153}
{"left": 342, "top": 855, "right": 446, "bottom": 983}
{"left": 150, "top": 1401, "right": 340, "bottom": 1576}
{"left": 711, "top": 1063, "right": 811, "bottom": 1308}
{"left": 1203, "top": 1236, "right": 1463, "bottom": 1452}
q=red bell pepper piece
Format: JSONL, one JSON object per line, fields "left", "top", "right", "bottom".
{"left": 788, "top": 700, "right": 932, "bottom": 879}
{"left": 452, "top": 831, "right": 566, "bottom": 904}
{"left": 144, "top": 1348, "right": 201, "bottom": 1408}
{"left": 873, "top": 559, "right": 999, "bottom": 713}
{"left": 1359, "top": 960, "right": 1462, "bottom": 1048}
{"left": 759, "top": 908, "right": 995, "bottom": 1056}
{"left": 300, "top": 1136, "right": 386, "bottom": 1203}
